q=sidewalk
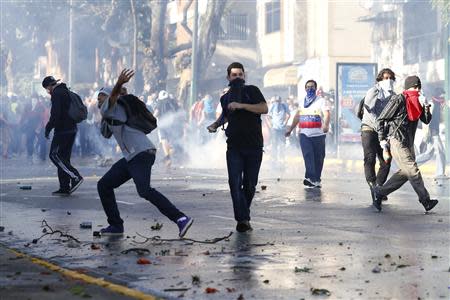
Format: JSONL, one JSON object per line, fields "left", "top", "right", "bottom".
{"left": 0, "top": 244, "right": 146, "bottom": 300}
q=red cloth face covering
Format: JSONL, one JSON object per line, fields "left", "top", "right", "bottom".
{"left": 403, "top": 90, "right": 422, "bottom": 121}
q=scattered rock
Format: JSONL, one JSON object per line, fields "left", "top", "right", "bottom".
{"left": 397, "top": 264, "right": 410, "bottom": 269}
{"left": 294, "top": 267, "right": 312, "bottom": 273}
{"left": 66, "top": 211, "right": 71, "bottom": 215}
{"left": 431, "top": 255, "right": 438, "bottom": 259}
{"left": 263, "top": 279, "right": 270, "bottom": 284}
{"left": 226, "top": 287, "right": 236, "bottom": 293}
{"left": 339, "top": 267, "right": 346, "bottom": 271}
{"left": 384, "top": 254, "right": 391, "bottom": 258}
{"left": 261, "top": 185, "right": 267, "bottom": 191}
{"left": 310, "top": 288, "right": 331, "bottom": 296}
{"left": 192, "top": 275, "right": 200, "bottom": 286}
{"left": 42, "top": 285, "right": 51, "bottom": 291}
{"left": 372, "top": 266, "right": 381, "bottom": 273}
{"left": 90, "top": 244, "right": 100, "bottom": 250}
{"left": 80, "top": 222, "right": 92, "bottom": 229}
{"left": 150, "top": 222, "right": 163, "bottom": 231}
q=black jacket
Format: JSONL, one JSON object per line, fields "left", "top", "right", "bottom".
{"left": 377, "top": 93, "right": 432, "bottom": 147}
{"left": 45, "top": 83, "right": 77, "bottom": 134}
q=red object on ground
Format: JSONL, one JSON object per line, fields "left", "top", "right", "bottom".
{"left": 205, "top": 287, "right": 218, "bottom": 294}
{"left": 137, "top": 258, "right": 151, "bottom": 265}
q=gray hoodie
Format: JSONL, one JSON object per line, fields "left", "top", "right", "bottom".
{"left": 361, "top": 86, "right": 393, "bottom": 130}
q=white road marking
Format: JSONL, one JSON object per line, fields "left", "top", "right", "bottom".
{"left": 117, "top": 201, "right": 135, "bottom": 205}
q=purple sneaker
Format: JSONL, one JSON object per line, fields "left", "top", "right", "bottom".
{"left": 177, "top": 217, "right": 193, "bottom": 238}
{"left": 100, "top": 225, "right": 124, "bottom": 236}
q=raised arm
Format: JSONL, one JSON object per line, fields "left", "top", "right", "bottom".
{"left": 109, "top": 69, "right": 135, "bottom": 106}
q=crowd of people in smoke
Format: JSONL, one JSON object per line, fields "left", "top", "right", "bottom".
{"left": 0, "top": 84, "right": 336, "bottom": 167}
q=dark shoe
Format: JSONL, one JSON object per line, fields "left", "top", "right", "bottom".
{"left": 236, "top": 221, "right": 253, "bottom": 233}
{"left": 100, "top": 225, "right": 124, "bottom": 236}
{"left": 303, "top": 178, "right": 315, "bottom": 188}
{"left": 420, "top": 199, "right": 438, "bottom": 212}
{"left": 381, "top": 195, "right": 388, "bottom": 202}
{"left": 177, "top": 216, "right": 193, "bottom": 238}
{"left": 371, "top": 186, "right": 383, "bottom": 212}
{"left": 69, "top": 176, "right": 83, "bottom": 194}
{"left": 52, "top": 189, "right": 70, "bottom": 196}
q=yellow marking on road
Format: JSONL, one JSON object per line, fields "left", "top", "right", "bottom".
{"left": 5, "top": 246, "right": 159, "bottom": 300}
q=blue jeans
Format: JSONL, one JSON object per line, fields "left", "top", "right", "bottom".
{"left": 97, "top": 151, "right": 185, "bottom": 228}
{"left": 226, "top": 148, "right": 263, "bottom": 222}
{"left": 299, "top": 134, "right": 326, "bottom": 182}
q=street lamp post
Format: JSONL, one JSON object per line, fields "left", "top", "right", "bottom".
{"left": 445, "top": 24, "right": 450, "bottom": 162}
{"left": 68, "top": 0, "right": 73, "bottom": 87}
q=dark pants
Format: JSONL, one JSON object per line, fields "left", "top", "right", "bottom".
{"left": 97, "top": 151, "right": 185, "bottom": 228}
{"left": 299, "top": 134, "right": 326, "bottom": 182}
{"left": 226, "top": 148, "right": 263, "bottom": 222}
{"left": 49, "top": 132, "right": 81, "bottom": 191}
{"left": 361, "top": 130, "right": 391, "bottom": 185}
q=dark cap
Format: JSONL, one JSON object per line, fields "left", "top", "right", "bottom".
{"left": 42, "top": 76, "right": 60, "bottom": 88}
{"left": 404, "top": 75, "right": 421, "bottom": 90}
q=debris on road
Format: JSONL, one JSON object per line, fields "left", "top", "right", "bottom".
{"left": 121, "top": 248, "right": 150, "bottom": 255}
{"left": 310, "top": 287, "right": 331, "bottom": 296}
{"left": 79, "top": 222, "right": 92, "bottom": 229}
{"left": 90, "top": 244, "right": 100, "bottom": 250}
{"left": 192, "top": 275, "right": 201, "bottom": 286}
{"left": 137, "top": 258, "right": 151, "bottom": 265}
{"left": 261, "top": 185, "right": 267, "bottom": 190}
{"left": 32, "top": 220, "right": 80, "bottom": 244}
{"left": 134, "top": 231, "right": 233, "bottom": 245}
{"left": 372, "top": 266, "right": 381, "bottom": 273}
{"left": 295, "top": 266, "right": 312, "bottom": 273}
{"left": 205, "top": 287, "right": 218, "bottom": 294}
{"left": 18, "top": 185, "right": 32, "bottom": 190}
{"left": 150, "top": 222, "right": 163, "bottom": 231}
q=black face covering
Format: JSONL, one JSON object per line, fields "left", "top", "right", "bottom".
{"left": 228, "top": 78, "right": 246, "bottom": 103}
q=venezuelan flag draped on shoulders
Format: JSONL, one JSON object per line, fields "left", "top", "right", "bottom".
{"left": 298, "top": 95, "right": 330, "bottom": 137}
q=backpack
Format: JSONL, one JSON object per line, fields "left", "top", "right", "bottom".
{"left": 68, "top": 90, "right": 88, "bottom": 123}
{"left": 117, "top": 94, "right": 157, "bottom": 134}
{"left": 357, "top": 97, "right": 365, "bottom": 120}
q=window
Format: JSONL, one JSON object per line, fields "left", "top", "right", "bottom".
{"left": 265, "top": 0, "right": 280, "bottom": 34}
{"left": 219, "top": 14, "right": 248, "bottom": 40}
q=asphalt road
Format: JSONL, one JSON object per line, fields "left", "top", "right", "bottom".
{"left": 0, "top": 154, "right": 449, "bottom": 299}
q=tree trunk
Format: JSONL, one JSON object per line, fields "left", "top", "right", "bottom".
{"left": 196, "top": 1, "right": 228, "bottom": 80}
{"left": 130, "top": 0, "right": 137, "bottom": 91}
{"left": 142, "top": 0, "right": 168, "bottom": 94}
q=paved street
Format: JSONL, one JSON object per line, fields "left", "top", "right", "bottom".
{"left": 0, "top": 154, "right": 449, "bottom": 299}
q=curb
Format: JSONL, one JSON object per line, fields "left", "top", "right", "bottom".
{"left": 4, "top": 245, "right": 159, "bottom": 300}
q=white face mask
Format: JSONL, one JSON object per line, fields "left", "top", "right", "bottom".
{"left": 379, "top": 79, "right": 394, "bottom": 92}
